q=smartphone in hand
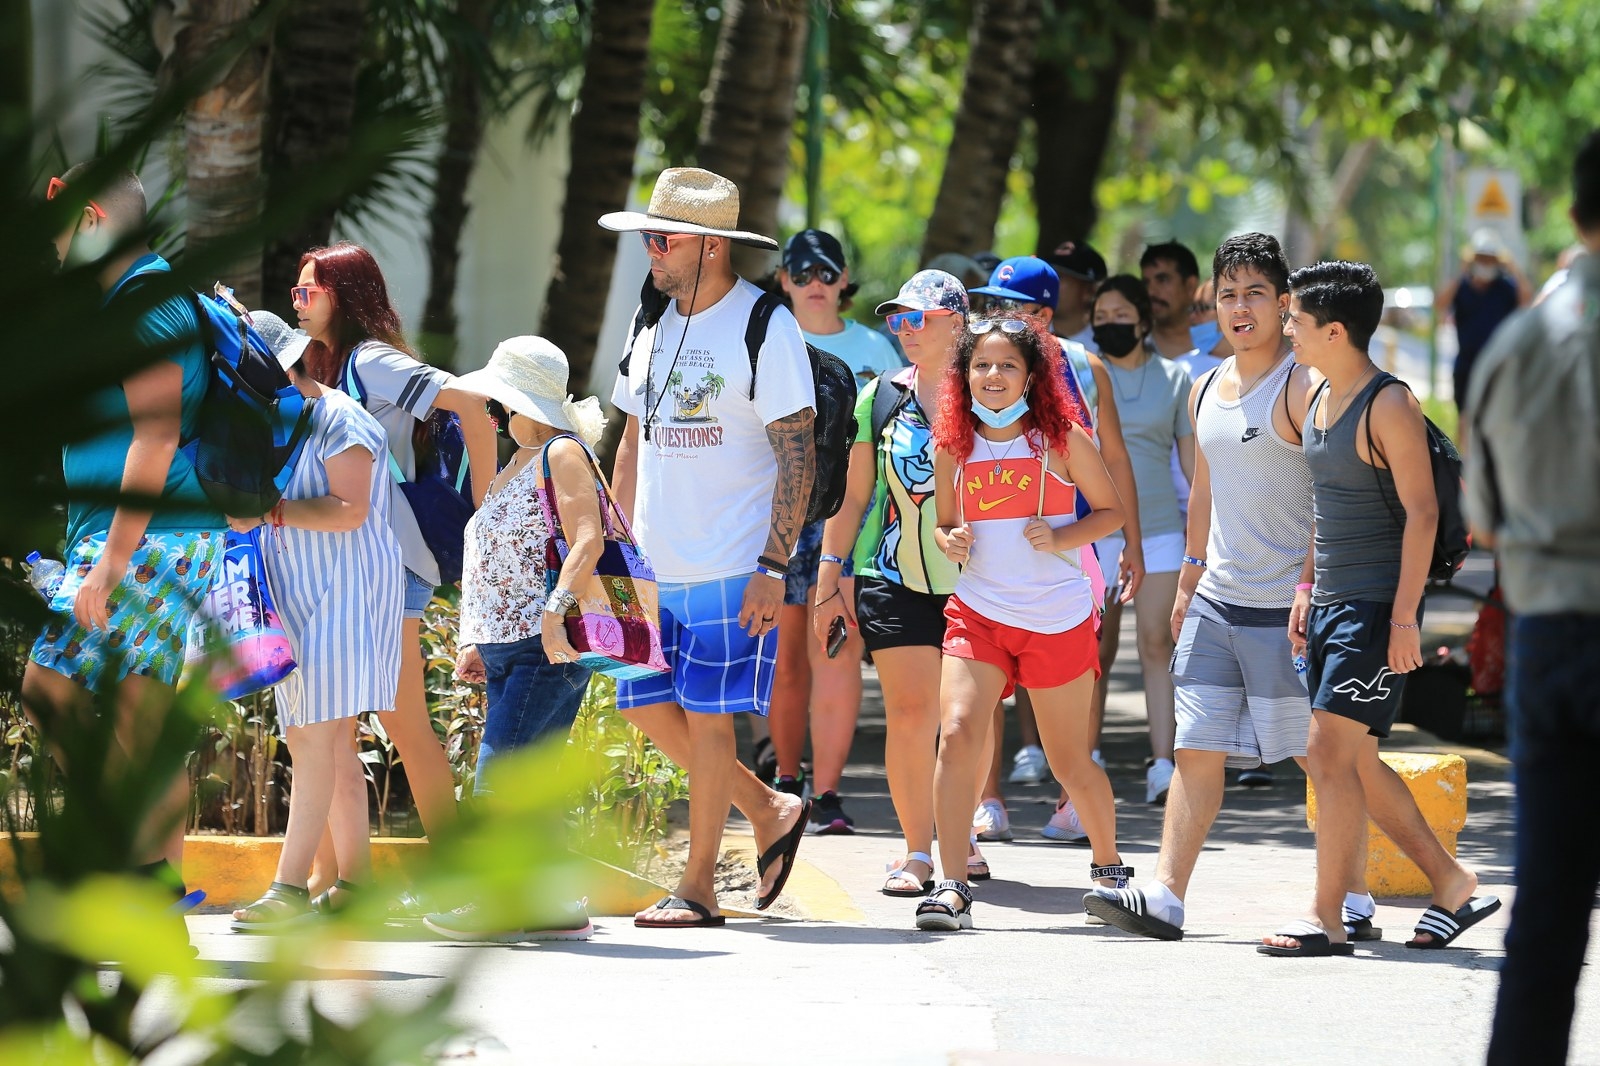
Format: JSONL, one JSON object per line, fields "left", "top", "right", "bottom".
{"left": 826, "top": 615, "right": 848, "bottom": 659}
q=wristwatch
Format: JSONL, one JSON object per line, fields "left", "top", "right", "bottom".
{"left": 544, "top": 588, "right": 578, "bottom": 616}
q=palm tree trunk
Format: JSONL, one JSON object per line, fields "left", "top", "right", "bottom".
{"left": 178, "top": 0, "right": 270, "bottom": 307}
{"left": 1031, "top": 59, "right": 1123, "bottom": 253}
{"left": 0, "top": 0, "right": 29, "bottom": 194}
{"left": 696, "top": 0, "right": 809, "bottom": 280}
{"left": 920, "top": 0, "right": 1043, "bottom": 264}
{"left": 262, "top": 0, "right": 369, "bottom": 315}
{"left": 418, "top": 0, "right": 494, "bottom": 368}
{"left": 539, "top": 0, "right": 657, "bottom": 396}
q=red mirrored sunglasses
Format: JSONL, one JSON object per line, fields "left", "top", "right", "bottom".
{"left": 47, "top": 177, "right": 107, "bottom": 219}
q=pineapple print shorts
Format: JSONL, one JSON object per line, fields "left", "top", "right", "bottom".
{"left": 30, "top": 530, "right": 225, "bottom": 693}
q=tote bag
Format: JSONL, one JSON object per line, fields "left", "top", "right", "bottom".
{"left": 182, "top": 528, "right": 298, "bottom": 699}
{"left": 538, "top": 435, "right": 670, "bottom": 681}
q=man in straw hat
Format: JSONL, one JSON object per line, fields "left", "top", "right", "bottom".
{"left": 600, "top": 167, "right": 817, "bottom": 927}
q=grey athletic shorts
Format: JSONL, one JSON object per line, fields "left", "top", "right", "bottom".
{"left": 1171, "top": 594, "right": 1310, "bottom": 769}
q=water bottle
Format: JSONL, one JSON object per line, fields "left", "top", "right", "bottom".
{"left": 24, "top": 551, "right": 66, "bottom": 600}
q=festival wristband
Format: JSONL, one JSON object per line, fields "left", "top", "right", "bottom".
{"left": 755, "top": 566, "right": 786, "bottom": 582}
{"left": 1295, "top": 582, "right": 1314, "bottom": 592}
{"left": 1182, "top": 555, "right": 1206, "bottom": 568}
{"left": 819, "top": 553, "right": 848, "bottom": 567}
{"left": 756, "top": 554, "right": 790, "bottom": 575}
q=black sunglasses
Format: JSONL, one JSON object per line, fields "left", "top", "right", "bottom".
{"left": 788, "top": 265, "right": 841, "bottom": 287}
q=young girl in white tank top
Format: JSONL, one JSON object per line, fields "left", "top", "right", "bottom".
{"left": 911, "top": 314, "right": 1132, "bottom": 932}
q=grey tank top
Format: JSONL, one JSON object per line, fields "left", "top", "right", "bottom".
{"left": 1305, "top": 373, "right": 1405, "bottom": 604}
{"left": 1194, "top": 354, "right": 1314, "bottom": 609}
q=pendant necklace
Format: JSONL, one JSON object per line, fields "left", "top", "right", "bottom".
{"left": 982, "top": 432, "right": 1024, "bottom": 476}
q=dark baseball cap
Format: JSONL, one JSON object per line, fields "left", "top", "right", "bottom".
{"left": 970, "top": 256, "right": 1059, "bottom": 309}
{"left": 1048, "top": 240, "right": 1108, "bottom": 282}
{"left": 783, "top": 229, "right": 847, "bottom": 274}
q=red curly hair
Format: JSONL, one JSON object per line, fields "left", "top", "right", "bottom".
{"left": 933, "top": 313, "right": 1089, "bottom": 460}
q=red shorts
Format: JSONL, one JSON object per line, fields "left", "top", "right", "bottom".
{"left": 942, "top": 596, "right": 1101, "bottom": 695}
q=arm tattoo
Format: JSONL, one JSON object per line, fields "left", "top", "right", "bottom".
{"left": 764, "top": 409, "right": 816, "bottom": 561}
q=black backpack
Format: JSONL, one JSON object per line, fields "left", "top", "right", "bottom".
{"left": 1357, "top": 374, "right": 1471, "bottom": 583}
{"left": 625, "top": 278, "right": 859, "bottom": 525}
{"left": 111, "top": 269, "right": 314, "bottom": 517}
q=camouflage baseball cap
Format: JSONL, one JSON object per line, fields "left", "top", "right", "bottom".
{"left": 874, "top": 269, "right": 971, "bottom": 317}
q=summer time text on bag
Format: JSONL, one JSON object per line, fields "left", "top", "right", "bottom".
{"left": 182, "top": 529, "right": 297, "bottom": 700}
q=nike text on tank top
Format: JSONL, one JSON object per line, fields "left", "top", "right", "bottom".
{"left": 955, "top": 430, "right": 1097, "bottom": 633}
{"left": 1304, "top": 373, "right": 1405, "bottom": 605}
{"left": 1194, "top": 355, "right": 1315, "bottom": 610}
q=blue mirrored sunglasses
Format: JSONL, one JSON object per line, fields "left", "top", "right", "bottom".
{"left": 885, "top": 308, "right": 958, "bottom": 333}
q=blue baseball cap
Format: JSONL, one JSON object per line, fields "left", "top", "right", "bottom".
{"left": 969, "top": 256, "right": 1059, "bottom": 309}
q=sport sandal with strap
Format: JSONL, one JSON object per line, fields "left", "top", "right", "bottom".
{"left": 231, "top": 882, "right": 311, "bottom": 934}
{"left": 883, "top": 852, "right": 936, "bottom": 898}
{"left": 915, "top": 880, "right": 975, "bottom": 932}
{"left": 1085, "top": 862, "right": 1134, "bottom": 925}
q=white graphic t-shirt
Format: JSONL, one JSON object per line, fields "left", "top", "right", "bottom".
{"left": 612, "top": 279, "right": 815, "bottom": 584}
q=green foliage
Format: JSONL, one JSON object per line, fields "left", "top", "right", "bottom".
{"left": 568, "top": 674, "right": 688, "bottom": 873}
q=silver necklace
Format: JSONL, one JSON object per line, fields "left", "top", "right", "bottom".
{"left": 1110, "top": 353, "right": 1154, "bottom": 405}
{"left": 981, "top": 432, "right": 1024, "bottom": 475}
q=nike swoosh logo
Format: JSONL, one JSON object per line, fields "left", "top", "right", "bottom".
{"left": 977, "top": 494, "right": 1019, "bottom": 512}
{"left": 1241, "top": 427, "right": 1262, "bottom": 442}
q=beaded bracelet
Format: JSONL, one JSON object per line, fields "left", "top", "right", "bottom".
{"left": 1389, "top": 619, "right": 1420, "bottom": 630}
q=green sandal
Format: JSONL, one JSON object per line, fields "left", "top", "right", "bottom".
{"left": 230, "top": 882, "right": 310, "bottom": 934}
{"left": 310, "top": 879, "right": 361, "bottom": 916}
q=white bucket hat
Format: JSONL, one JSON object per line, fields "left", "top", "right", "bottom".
{"left": 598, "top": 167, "right": 778, "bottom": 250}
{"left": 454, "top": 336, "right": 606, "bottom": 448}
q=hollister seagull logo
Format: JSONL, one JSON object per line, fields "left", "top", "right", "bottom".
{"left": 1333, "top": 668, "right": 1395, "bottom": 704}
{"left": 1241, "top": 427, "right": 1262, "bottom": 442}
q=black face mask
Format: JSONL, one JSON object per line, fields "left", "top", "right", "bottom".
{"left": 1092, "top": 322, "right": 1141, "bottom": 358}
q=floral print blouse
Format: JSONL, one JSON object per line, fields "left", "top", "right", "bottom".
{"left": 458, "top": 461, "right": 552, "bottom": 647}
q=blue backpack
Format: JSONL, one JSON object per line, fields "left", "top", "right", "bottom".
{"left": 341, "top": 349, "right": 474, "bottom": 584}
{"left": 110, "top": 268, "right": 314, "bottom": 517}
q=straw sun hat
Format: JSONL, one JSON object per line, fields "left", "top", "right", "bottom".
{"left": 598, "top": 167, "right": 779, "bottom": 250}
{"left": 454, "top": 336, "right": 606, "bottom": 448}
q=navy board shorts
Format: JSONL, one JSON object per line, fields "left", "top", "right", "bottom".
{"left": 785, "top": 518, "right": 855, "bottom": 606}
{"left": 1306, "top": 599, "right": 1423, "bottom": 738}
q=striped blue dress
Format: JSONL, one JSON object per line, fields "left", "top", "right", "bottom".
{"left": 260, "top": 388, "right": 404, "bottom": 726}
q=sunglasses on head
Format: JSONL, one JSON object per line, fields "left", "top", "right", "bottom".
{"left": 640, "top": 231, "right": 698, "bottom": 255}
{"left": 885, "top": 308, "right": 958, "bottom": 334}
{"left": 47, "top": 176, "right": 107, "bottom": 219}
{"left": 788, "top": 265, "right": 840, "bottom": 287}
{"left": 976, "top": 296, "right": 1038, "bottom": 312}
{"left": 969, "top": 318, "right": 1031, "bottom": 336}
{"left": 290, "top": 284, "right": 332, "bottom": 308}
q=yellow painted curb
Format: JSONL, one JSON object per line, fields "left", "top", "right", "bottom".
{"left": 1306, "top": 752, "right": 1468, "bottom": 898}
{"left": 723, "top": 832, "right": 865, "bottom": 923}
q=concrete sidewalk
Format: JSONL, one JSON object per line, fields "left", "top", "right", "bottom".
{"left": 170, "top": 586, "right": 1598, "bottom": 1066}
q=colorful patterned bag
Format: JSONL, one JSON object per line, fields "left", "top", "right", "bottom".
{"left": 539, "top": 435, "right": 670, "bottom": 680}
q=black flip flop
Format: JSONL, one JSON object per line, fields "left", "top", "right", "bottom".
{"left": 1406, "top": 895, "right": 1501, "bottom": 949}
{"left": 634, "top": 895, "right": 725, "bottom": 928}
{"left": 1257, "top": 919, "right": 1355, "bottom": 958}
{"left": 1344, "top": 915, "right": 1383, "bottom": 942}
{"left": 755, "top": 798, "right": 810, "bottom": 911}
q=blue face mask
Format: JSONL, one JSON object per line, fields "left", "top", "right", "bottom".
{"left": 1190, "top": 319, "right": 1222, "bottom": 354}
{"left": 971, "top": 394, "right": 1030, "bottom": 429}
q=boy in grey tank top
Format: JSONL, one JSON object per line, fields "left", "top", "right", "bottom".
{"left": 1256, "top": 261, "right": 1497, "bottom": 958}
{"left": 1087, "top": 234, "right": 1378, "bottom": 942}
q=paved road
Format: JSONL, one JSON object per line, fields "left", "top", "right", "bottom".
{"left": 166, "top": 594, "right": 1596, "bottom": 1066}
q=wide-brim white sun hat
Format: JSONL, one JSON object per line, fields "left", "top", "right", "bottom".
{"left": 248, "top": 310, "right": 312, "bottom": 369}
{"left": 454, "top": 336, "right": 606, "bottom": 448}
{"left": 599, "top": 167, "right": 779, "bottom": 250}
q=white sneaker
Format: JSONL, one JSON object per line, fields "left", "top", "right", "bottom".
{"left": 972, "top": 798, "right": 1012, "bottom": 841}
{"left": 1039, "top": 798, "right": 1088, "bottom": 843}
{"left": 1008, "top": 744, "right": 1050, "bottom": 784}
{"left": 1146, "top": 759, "right": 1174, "bottom": 805}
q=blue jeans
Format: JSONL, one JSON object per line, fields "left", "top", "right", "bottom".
{"left": 474, "top": 635, "right": 591, "bottom": 794}
{"left": 1488, "top": 612, "right": 1600, "bottom": 1065}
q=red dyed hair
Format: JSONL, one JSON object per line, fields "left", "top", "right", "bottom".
{"left": 298, "top": 242, "right": 412, "bottom": 386}
{"left": 933, "top": 313, "right": 1089, "bottom": 461}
